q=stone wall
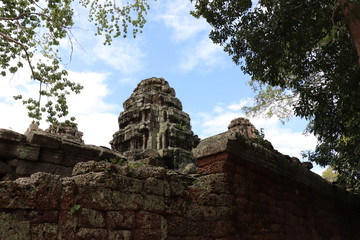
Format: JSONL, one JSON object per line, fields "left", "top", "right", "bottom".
{"left": 0, "top": 161, "right": 233, "bottom": 240}
{"left": 193, "top": 121, "right": 360, "bottom": 240}
{"left": 0, "top": 118, "right": 360, "bottom": 239}
{"left": 0, "top": 128, "right": 123, "bottom": 180}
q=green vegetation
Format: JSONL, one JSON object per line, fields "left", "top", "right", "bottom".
{"left": 322, "top": 166, "right": 338, "bottom": 183}
{"left": 1, "top": 0, "right": 153, "bottom": 124}
{"left": 191, "top": 0, "right": 360, "bottom": 192}
{"left": 178, "top": 121, "right": 187, "bottom": 130}
{"left": 102, "top": 158, "right": 145, "bottom": 168}
{"left": 69, "top": 204, "right": 82, "bottom": 214}
{"left": 104, "top": 158, "right": 128, "bottom": 165}
{"left": 129, "top": 161, "right": 145, "bottom": 168}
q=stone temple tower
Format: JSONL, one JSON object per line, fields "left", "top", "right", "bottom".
{"left": 110, "top": 77, "right": 199, "bottom": 172}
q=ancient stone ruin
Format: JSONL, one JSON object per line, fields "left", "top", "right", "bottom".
{"left": 0, "top": 77, "right": 359, "bottom": 240}
{"left": 110, "top": 77, "right": 199, "bottom": 173}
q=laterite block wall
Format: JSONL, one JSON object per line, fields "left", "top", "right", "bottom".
{"left": 194, "top": 130, "right": 360, "bottom": 240}
{"left": 1, "top": 127, "right": 360, "bottom": 239}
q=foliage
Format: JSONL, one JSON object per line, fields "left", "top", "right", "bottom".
{"left": 0, "top": 0, "right": 152, "bottom": 124}
{"left": 129, "top": 161, "right": 145, "bottom": 168}
{"left": 191, "top": 0, "right": 360, "bottom": 192}
{"left": 105, "top": 158, "right": 128, "bottom": 165}
{"left": 322, "top": 166, "right": 338, "bottom": 183}
{"left": 69, "top": 204, "right": 82, "bottom": 214}
{"left": 49, "top": 119, "right": 78, "bottom": 130}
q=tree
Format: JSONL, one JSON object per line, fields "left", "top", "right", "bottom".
{"left": 191, "top": 0, "right": 360, "bottom": 192}
{"left": 322, "top": 166, "right": 338, "bottom": 183}
{"left": 0, "top": 0, "right": 152, "bottom": 124}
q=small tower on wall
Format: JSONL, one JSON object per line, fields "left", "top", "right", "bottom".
{"left": 110, "top": 77, "right": 199, "bottom": 172}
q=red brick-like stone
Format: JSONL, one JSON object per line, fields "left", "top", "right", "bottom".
{"left": 133, "top": 229, "right": 162, "bottom": 240}
{"left": 136, "top": 211, "right": 161, "bottom": 229}
{"left": 106, "top": 211, "right": 135, "bottom": 229}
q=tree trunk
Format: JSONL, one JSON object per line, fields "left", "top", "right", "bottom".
{"left": 341, "top": 0, "right": 360, "bottom": 65}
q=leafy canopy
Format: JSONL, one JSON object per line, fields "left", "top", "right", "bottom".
{"left": 0, "top": 0, "right": 152, "bottom": 124}
{"left": 191, "top": 0, "right": 360, "bottom": 192}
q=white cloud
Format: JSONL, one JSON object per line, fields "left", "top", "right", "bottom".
{"left": 93, "top": 40, "right": 145, "bottom": 75}
{"left": 0, "top": 101, "right": 31, "bottom": 133}
{"left": 118, "top": 77, "right": 137, "bottom": 85}
{"left": 228, "top": 100, "right": 249, "bottom": 111}
{"left": 64, "top": 71, "right": 119, "bottom": 146}
{"left": 0, "top": 68, "right": 119, "bottom": 147}
{"left": 179, "top": 37, "right": 224, "bottom": 72}
{"left": 156, "top": 0, "right": 210, "bottom": 42}
{"left": 76, "top": 112, "right": 118, "bottom": 147}
{"left": 0, "top": 56, "right": 50, "bottom": 132}
{"left": 193, "top": 99, "right": 318, "bottom": 162}
{"left": 154, "top": 0, "right": 225, "bottom": 72}
{"left": 66, "top": 71, "right": 116, "bottom": 114}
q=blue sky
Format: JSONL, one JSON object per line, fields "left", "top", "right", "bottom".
{"left": 0, "top": 0, "right": 322, "bottom": 174}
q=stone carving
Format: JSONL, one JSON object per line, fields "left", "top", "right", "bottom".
{"left": 110, "top": 77, "right": 199, "bottom": 172}
{"left": 228, "top": 117, "right": 259, "bottom": 139}
{"left": 45, "top": 121, "right": 84, "bottom": 143}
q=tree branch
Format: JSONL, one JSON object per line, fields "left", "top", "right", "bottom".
{"left": 0, "top": 31, "right": 38, "bottom": 81}
{"left": 0, "top": 12, "right": 67, "bottom": 29}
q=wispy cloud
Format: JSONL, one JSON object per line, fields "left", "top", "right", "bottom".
{"left": 0, "top": 68, "right": 118, "bottom": 146}
{"left": 155, "top": 0, "right": 225, "bottom": 72}
{"left": 67, "top": 71, "right": 116, "bottom": 114}
{"left": 157, "top": 0, "right": 210, "bottom": 42}
{"left": 93, "top": 40, "right": 145, "bottom": 75}
{"left": 192, "top": 99, "right": 318, "bottom": 163}
{"left": 59, "top": 70, "right": 119, "bottom": 146}
{"left": 179, "top": 38, "right": 224, "bottom": 72}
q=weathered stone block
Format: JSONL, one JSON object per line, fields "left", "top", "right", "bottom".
{"left": 62, "top": 143, "right": 101, "bottom": 166}
{"left": 76, "top": 187, "right": 113, "bottom": 210}
{"left": 143, "top": 194, "right": 166, "bottom": 213}
{"left": 29, "top": 210, "right": 59, "bottom": 224}
{"left": 27, "top": 131, "right": 62, "bottom": 149}
{"left": 76, "top": 228, "right": 108, "bottom": 240}
{"left": 99, "top": 147, "right": 125, "bottom": 161}
{"left": 58, "top": 210, "right": 77, "bottom": 240}
{"left": 0, "top": 141, "right": 19, "bottom": 159}
{"left": 0, "top": 128, "right": 27, "bottom": 142}
{"left": 167, "top": 216, "right": 195, "bottom": 236}
{"left": 60, "top": 178, "right": 77, "bottom": 210}
{"left": 106, "top": 211, "right": 135, "bottom": 229}
{"left": 108, "top": 230, "right": 132, "bottom": 240}
{"left": 0, "top": 142, "right": 40, "bottom": 161}
{"left": 136, "top": 211, "right": 161, "bottom": 229}
{"left": 128, "top": 165, "right": 167, "bottom": 179}
{"left": 111, "top": 175, "right": 143, "bottom": 192}
{"left": 38, "top": 148, "right": 64, "bottom": 165}
{"left": 77, "top": 208, "right": 105, "bottom": 228}
{"left": 0, "top": 180, "right": 37, "bottom": 209}
{"left": 46, "top": 123, "right": 84, "bottom": 143}
{"left": 28, "top": 172, "right": 62, "bottom": 210}
{"left": 0, "top": 161, "right": 13, "bottom": 174}
{"left": 144, "top": 177, "right": 165, "bottom": 195}
{"left": 72, "top": 161, "right": 116, "bottom": 176}
{"left": 193, "top": 174, "right": 230, "bottom": 194}
{"left": 31, "top": 223, "right": 58, "bottom": 240}
{"left": 0, "top": 212, "right": 30, "bottom": 240}
{"left": 133, "top": 229, "right": 162, "bottom": 240}
{"left": 111, "top": 192, "right": 144, "bottom": 211}
{"left": 185, "top": 205, "right": 231, "bottom": 221}
{"left": 16, "top": 144, "right": 40, "bottom": 161}
{"left": 8, "top": 159, "right": 72, "bottom": 177}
